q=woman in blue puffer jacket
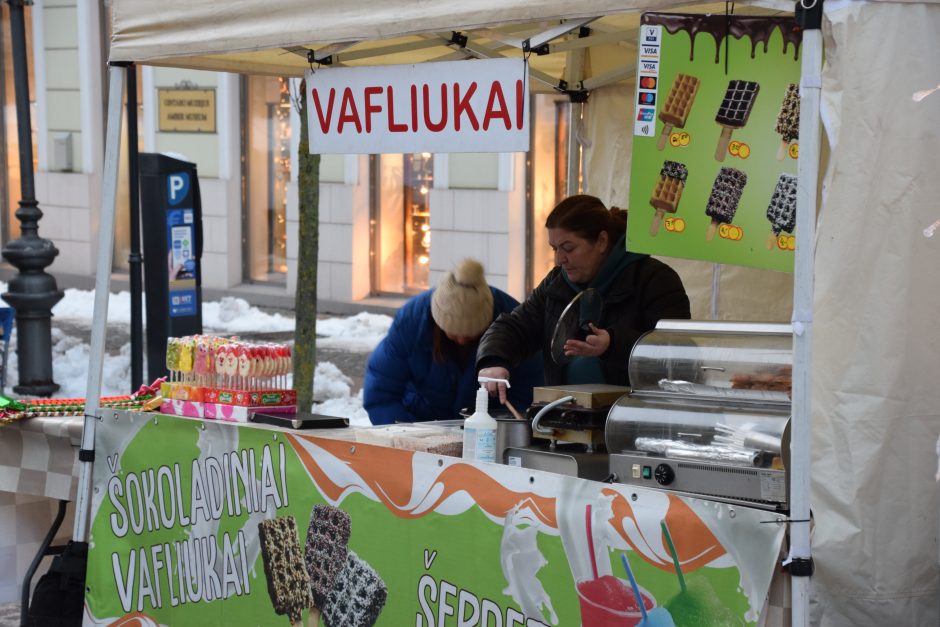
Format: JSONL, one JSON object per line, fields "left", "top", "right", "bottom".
{"left": 364, "top": 259, "right": 542, "bottom": 425}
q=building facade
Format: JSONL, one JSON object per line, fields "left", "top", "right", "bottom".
{"left": 0, "top": 1, "right": 574, "bottom": 311}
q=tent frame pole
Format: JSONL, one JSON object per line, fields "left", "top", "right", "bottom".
{"left": 72, "top": 65, "right": 125, "bottom": 543}
{"left": 791, "top": 1, "right": 824, "bottom": 623}
{"left": 564, "top": 46, "right": 585, "bottom": 196}
{"left": 127, "top": 63, "right": 144, "bottom": 392}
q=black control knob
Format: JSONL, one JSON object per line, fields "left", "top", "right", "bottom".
{"left": 654, "top": 463, "right": 675, "bottom": 486}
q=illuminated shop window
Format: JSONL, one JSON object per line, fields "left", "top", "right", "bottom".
{"left": 113, "top": 66, "right": 145, "bottom": 272}
{"left": 404, "top": 152, "right": 432, "bottom": 290}
{"left": 243, "top": 75, "right": 291, "bottom": 283}
{"left": 0, "top": 7, "right": 36, "bottom": 246}
{"left": 372, "top": 152, "right": 433, "bottom": 294}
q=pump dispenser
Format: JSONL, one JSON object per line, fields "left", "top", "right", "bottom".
{"left": 462, "top": 378, "right": 504, "bottom": 463}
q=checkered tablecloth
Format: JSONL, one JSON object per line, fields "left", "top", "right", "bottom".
{"left": 0, "top": 415, "right": 82, "bottom": 500}
{"left": 0, "top": 416, "right": 83, "bottom": 603}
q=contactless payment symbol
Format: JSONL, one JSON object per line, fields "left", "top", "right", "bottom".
{"left": 167, "top": 172, "right": 190, "bottom": 206}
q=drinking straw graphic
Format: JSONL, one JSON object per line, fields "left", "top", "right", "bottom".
{"left": 660, "top": 520, "right": 686, "bottom": 592}
{"left": 620, "top": 553, "right": 649, "bottom": 623}
{"left": 585, "top": 504, "right": 599, "bottom": 580}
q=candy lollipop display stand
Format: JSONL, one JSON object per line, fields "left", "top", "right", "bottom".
{"left": 158, "top": 335, "right": 297, "bottom": 421}
{"left": 628, "top": 13, "right": 802, "bottom": 272}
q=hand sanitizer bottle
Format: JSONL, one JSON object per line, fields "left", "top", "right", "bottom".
{"left": 462, "top": 380, "right": 498, "bottom": 463}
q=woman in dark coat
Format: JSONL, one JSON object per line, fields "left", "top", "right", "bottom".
{"left": 364, "top": 259, "right": 542, "bottom": 425}
{"left": 476, "top": 195, "right": 690, "bottom": 402}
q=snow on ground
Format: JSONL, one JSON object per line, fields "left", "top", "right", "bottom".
{"left": 315, "top": 311, "right": 392, "bottom": 350}
{"left": 4, "top": 327, "right": 133, "bottom": 399}
{"left": 314, "top": 391, "right": 369, "bottom": 425}
{"left": 0, "top": 283, "right": 389, "bottom": 425}
{"left": 50, "top": 288, "right": 297, "bottom": 334}
{"left": 53, "top": 288, "right": 134, "bottom": 324}
{"left": 312, "top": 363, "right": 370, "bottom": 425}
{"left": 202, "top": 297, "right": 296, "bottom": 333}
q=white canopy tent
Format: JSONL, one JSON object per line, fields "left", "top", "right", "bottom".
{"left": 81, "top": 1, "right": 940, "bottom": 625}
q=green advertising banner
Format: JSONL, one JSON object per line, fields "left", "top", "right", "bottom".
{"left": 86, "top": 412, "right": 785, "bottom": 626}
{"left": 628, "top": 13, "right": 802, "bottom": 272}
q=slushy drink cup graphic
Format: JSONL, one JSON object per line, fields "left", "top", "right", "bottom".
{"left": 576, "top": 575, "right": 655, "bottom": 627}
{"left": 664, "top": 575, "right": 739, "bottom": 626}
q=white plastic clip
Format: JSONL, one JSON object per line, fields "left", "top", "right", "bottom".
{"left": 791, "top": 308, "right": 813, "bottom": 336}
{"left": 800, "top": 74, "right": 822, "bottom": 90}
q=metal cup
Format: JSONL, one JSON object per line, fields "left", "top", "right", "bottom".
{"left": 495, "top": 416, "right": 532, "bottom": 464}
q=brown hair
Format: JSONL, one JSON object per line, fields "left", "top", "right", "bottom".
{"left": 545, "top": 195, "right": 628, "bottom": 243}
{"left": 431, "top": 321, "right": 477, "bottom": 365}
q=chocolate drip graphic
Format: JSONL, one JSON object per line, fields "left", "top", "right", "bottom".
{"left": 642, "top": 13, "right": 802, "bottom": 63}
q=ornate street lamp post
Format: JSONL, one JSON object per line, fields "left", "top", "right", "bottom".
{"left": 2, "top": 0, "right": 63, "bottom": 396}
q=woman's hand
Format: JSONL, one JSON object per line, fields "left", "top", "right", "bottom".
{"left": 478, "top": 366, "right": 511, "bottom": 404}
{"left": 563, "top": 324, "right": 610, "bottom": 358}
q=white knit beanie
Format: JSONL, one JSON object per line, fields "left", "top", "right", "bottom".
{"left": 431, "top": 259, "right": 494, "bottom": 337}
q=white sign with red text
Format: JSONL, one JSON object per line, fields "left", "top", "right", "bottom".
{"left": 304, "top": 58, "right": 529, "bottom": 154}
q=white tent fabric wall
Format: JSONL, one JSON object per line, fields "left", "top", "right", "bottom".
{"left": 810, "top": 2, "right": 940, "bottom": 624}
{"left": 583, "top": 84, "right": 635, "bottom": 207}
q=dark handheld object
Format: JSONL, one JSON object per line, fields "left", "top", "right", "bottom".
{"left": 251, "top": 411, "right": 350, "bottom": 429}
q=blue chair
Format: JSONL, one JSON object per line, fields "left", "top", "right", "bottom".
{"left": 0, "top": 307, "right": 14, "bottom": 391}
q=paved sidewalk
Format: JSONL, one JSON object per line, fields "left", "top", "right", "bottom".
{"left": 0, "top": 601, "right": 19, "bottom": 627}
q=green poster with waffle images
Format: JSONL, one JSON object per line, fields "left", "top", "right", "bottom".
{"left": 628, "top": 13, "right": 802, "bottom": 272}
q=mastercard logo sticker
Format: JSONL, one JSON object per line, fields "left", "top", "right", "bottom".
{"left": 640, "top": 77, "right": 657, "bottom": 89}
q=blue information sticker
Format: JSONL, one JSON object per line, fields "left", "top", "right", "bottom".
{"left": 167, "top": 207, "right": 197, "bottom": 317}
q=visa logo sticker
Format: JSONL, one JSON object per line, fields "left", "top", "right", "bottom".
{"left": 636, "top": 108, "right": 656, "bottom": 122}
{"left": 641, "top": 45, "right": 660, "bottom": 57}
{"left": 641, "top": 60, "right": 659, "bottom": 72}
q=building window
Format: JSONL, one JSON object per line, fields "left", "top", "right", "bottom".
{"left": 0, "top": 6, "right": 36, "bottom": 246}
{"left": 113, "top": 65, "right": 144, "bottom": 273}
{"left": 243, "top": 75, "right": 291, "bottom": 284}
{"left": 371, "top": 152, "right": 432, "bottom": 294}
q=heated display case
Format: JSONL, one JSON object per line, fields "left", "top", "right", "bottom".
{"left": 606, "top": 320, "right": 792, "bottom": 511}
